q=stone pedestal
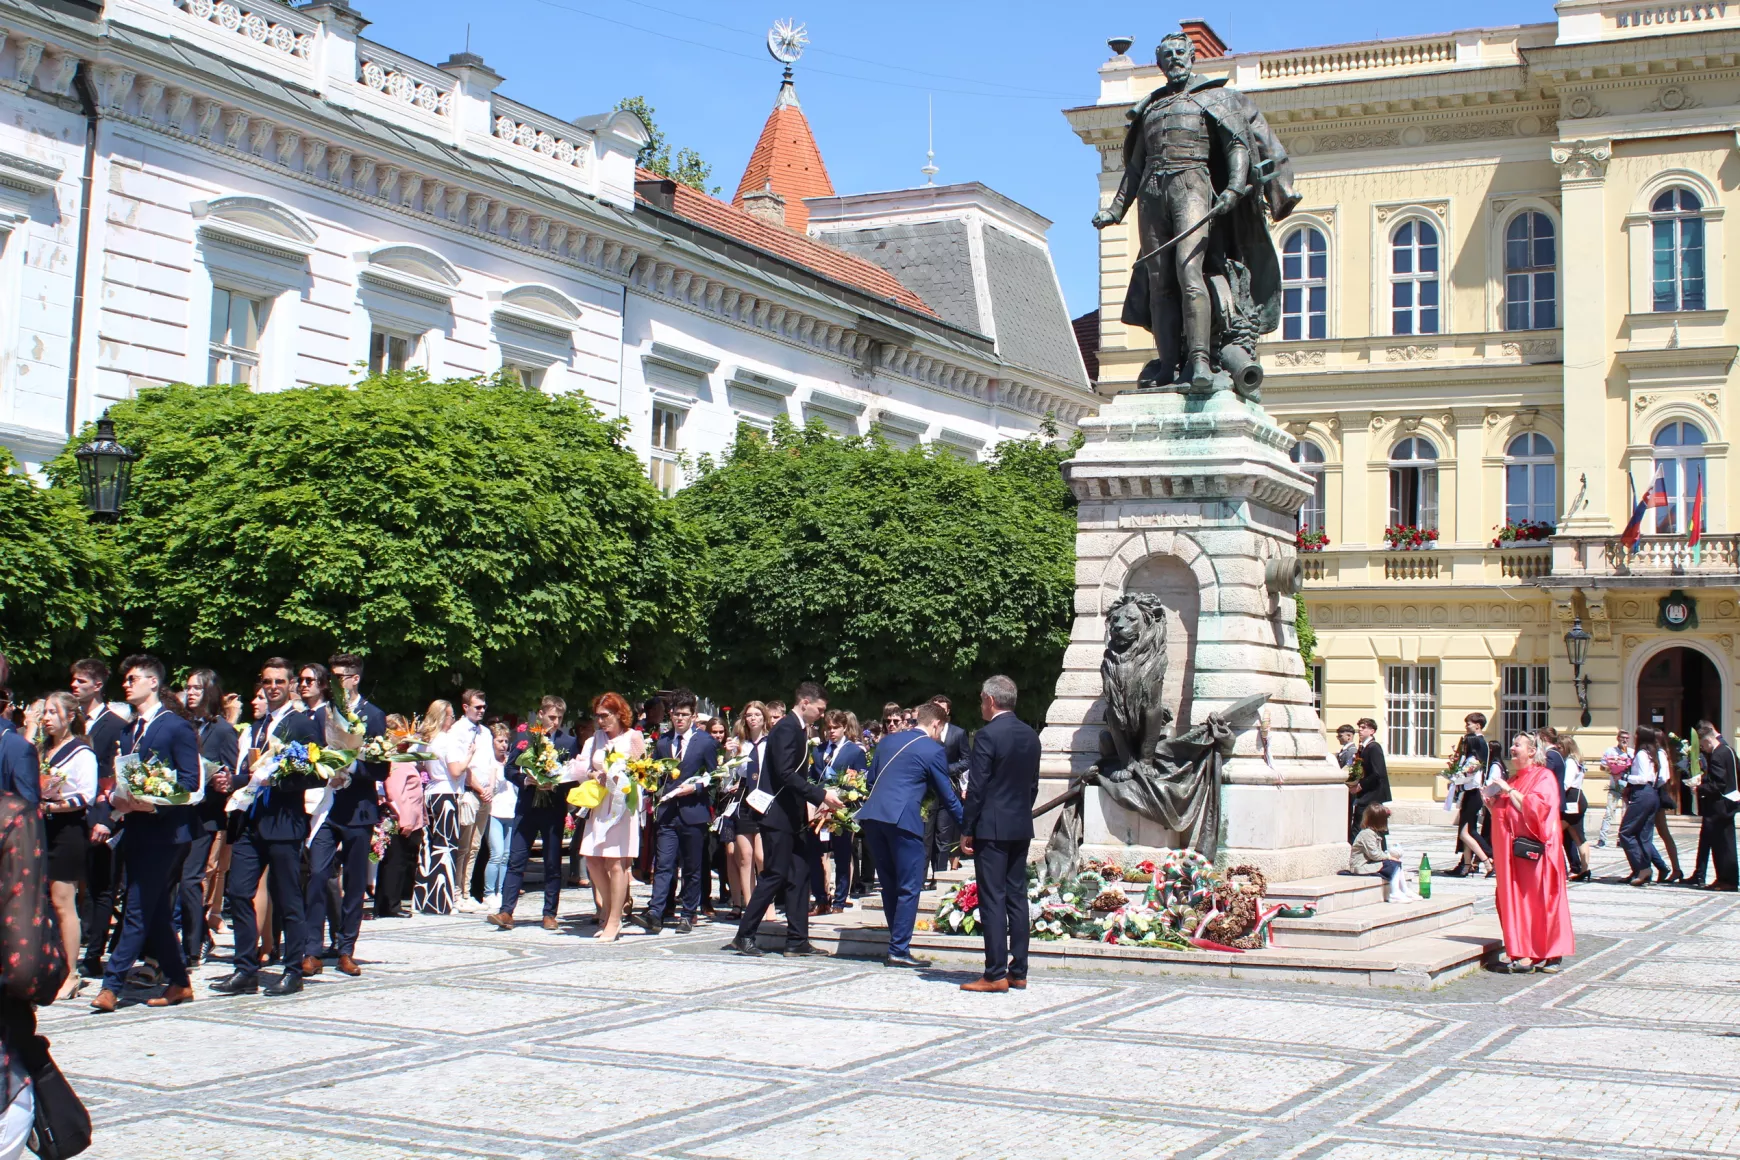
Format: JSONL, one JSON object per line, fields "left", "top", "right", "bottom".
{"left": 1039, "top": 389, "right": 1347, "bottom": 882}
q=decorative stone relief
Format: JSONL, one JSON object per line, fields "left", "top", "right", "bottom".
{"left": 1634, "top": 393, "right": 1657, "bottom": 412}
{"left": 493, "top": 115, "right": 591, "bottom": 172}
{"left": 1376, "top": 200, "right": 1448, "bottom": 222}
{"left": 1313, "top": 130, "right": 1399, "bottom": 152}
{"left": 1386, "top": 345, "right": 1439, "bottom": 361}
{"left": 1551, "top": 138, "right": 1611, "bottom": 180}
{"left": 1502, "top": 339, "right": 1557, "bottom": 357}
{"left": 1643, "top": 87, "right": 1701, "bottom": 113}
{"left": 358, "top": 60, "right": 454, "bottom": 116}
{"left": 1369, "top": 414, "right": 1386, "bottom": 430}
{"left": 1564, "top": 95, "right": 1603, "bottom": 119}
{"left": 1621, "top": 600, "right": 1642, "bottom": 619}
{"left": 1274, "top": 350, "right": 1326, "bottom": 367}
{"left": 1426, "top": 119, "right": 1518, "bottom": 143}
{"left": 177, "top": 0, "right": 314, "bottom": 58}
{"left": 1698, "top": 391, "right": 1720, "bottom": 408}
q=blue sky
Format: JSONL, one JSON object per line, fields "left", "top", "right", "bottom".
{"left": 358, "top": 0, "right": 1555, "bottom": 317}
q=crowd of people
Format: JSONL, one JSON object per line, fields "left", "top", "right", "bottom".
{"left": 1336, "top": 708, "right": 1738, "bottom": 971}
{"left": 0, "top": 649, "right": 1048, "bottom": 1016}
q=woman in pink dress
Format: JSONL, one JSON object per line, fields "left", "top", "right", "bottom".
{"left": 1489, "top": 731, "right": 1575, "bottom": 972}
{"left": 578, "top": 692, "right": 645, "bottom": 942}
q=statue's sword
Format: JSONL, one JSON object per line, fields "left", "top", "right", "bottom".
{"left": 1129, "top": 205, "right": 1220, "bottom": 270}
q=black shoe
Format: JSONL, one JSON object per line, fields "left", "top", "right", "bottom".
{"left": 1443, "top": 866, "right": 1469, "bottom": 878}
{"left": 263, "top": 973, "right": 303, "bottom": 996}
{"left": 674, "top": 917, "right": 693, "bottom": 934}
{"left": 725, "top": 937, "right": 764, "bottom": 957}
{"left": 631, "top": 913, "right": 663, "bottom": 935}
{"left": 884, "top": 953, "right": 929, "bottom": 968}
{"left": 782, "top": 942, "right": 827, "bottom": 957}
{"left": 209, "top": 971, "right": 259, "bottom": 995}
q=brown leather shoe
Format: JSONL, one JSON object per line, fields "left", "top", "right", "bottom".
{"left": 147, "top": 984, "right": 194, "bottom": 1008}
{"left": 89, "top": 988, "right": 118, "bottom": 1013}
{"left": 959, "top": 976, "right": 1009, "bottom": 994}
{"left": 300, "top": 956, "right": 324, "bottom": 977}
{"left": 1008, "top": 977, "right": 1028, "bottom": 990}
{"left": 542, "top": 916, "right": 559, "bottom": 931}
{"left": 486, "top": 912, "right": 514, "bottom": 931}
{"left": 336, "top": 955, "right": 361, "bottom": 977}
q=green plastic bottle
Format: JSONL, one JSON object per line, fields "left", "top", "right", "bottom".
{"left": 1418, "top": 853, "right": 1432, "bottom": 900}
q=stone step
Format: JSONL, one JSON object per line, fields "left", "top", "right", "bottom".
{"left": 1266, "top": 894, "right": 1476, "bottom": 951}
{"left": 1264, "top": 874, "right": 1388, "bottom": 914}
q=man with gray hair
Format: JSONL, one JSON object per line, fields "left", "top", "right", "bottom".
{"left": 958, "top": 675, "right": 1040, "bottom": 993}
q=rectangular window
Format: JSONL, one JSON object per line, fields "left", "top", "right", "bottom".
{"left": 369, "top": 331, "right": 412, "bottom": 376}
{"left": 649, "top": 404, "right": 682, "bottom": 496}
{"left": 208, "top": 287, "right": 265, "bottom": 385}
{"left": 508, "top": 364, "right": 544, "bottom": 390}
{"left": 1499, "top": 665, "right": 1549, "bottom": 744}
{"left": 1384, "top": 664, "right": 1438, "bottom": 757}
{"left": 1310, "top": 662, "right": 1325, "bottom": 718}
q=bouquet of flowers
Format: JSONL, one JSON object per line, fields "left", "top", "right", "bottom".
{"left": 1097, "top": 903, "right": 1192, "bottom": 949}
{"left": 933, "top": 881, "right": 980, "bottom": 935}
{"left": 370, "top": 814, "right": 400, "bottom": 864}
{"left": 818, "top": 769, "right": 869, "bottom": 835}
{"left": 623, "top": 755, "right": 681, "bottom": 810}
{"left": 267, "top": 738, "right": 355, "bottom": 784}
{"left": 360, "top": 723, "right": 434, "bottom": 764}
{"left": 515, "top": 727, "right": 566, "bottom": 791}
{"left": 114, "top": 752, "right": 192, "bottom": 807}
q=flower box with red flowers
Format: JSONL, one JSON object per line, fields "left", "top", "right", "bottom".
{"left": 1491, "top": 518, "right": 1555, "bottom": 548}
{"left": 1383, "top": 525, "right": 1439, "bottom": 550}
{"left": 1296, "top": 529, "right": 1330, "bottom": 553}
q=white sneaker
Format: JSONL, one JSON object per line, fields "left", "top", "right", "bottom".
{"left": 482, "top": 894, "right": 501, "bottom": 912}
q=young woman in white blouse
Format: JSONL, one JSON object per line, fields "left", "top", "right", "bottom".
{"left": 34, "top": 692, "right": 98, "bottom": 1000}
{"left": 577, "top": 692, "right": 645, "bottom": 942}
{"left": 413, "top": 700, "right": 461, "bottom": 914}
{"left": 1620, "top": 726, "right": 1673, "bottom": 886}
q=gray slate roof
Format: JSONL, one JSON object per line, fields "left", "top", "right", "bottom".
{"left": 818, "top": 220, "right": 981, "bottom": 334}
{"left": 981, "top": 224, "right": 1089, "bottom": 387}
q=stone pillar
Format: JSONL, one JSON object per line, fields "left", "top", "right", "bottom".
{"left": 1038, "top": 390, "right": 1348, "bottom": 882}
{"left": 1553, "top": 138, "right": 1613, "bottom": 534}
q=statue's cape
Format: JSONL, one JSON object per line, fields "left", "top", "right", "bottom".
{"left": 1119, "top": 76, "right": 1301, "bottom": 336}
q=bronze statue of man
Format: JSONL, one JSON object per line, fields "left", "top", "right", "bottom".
{"left": 1092, "top": 31, "right": 1300, "bottom": 394}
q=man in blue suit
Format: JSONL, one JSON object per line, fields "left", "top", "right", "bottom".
{"left": 858, "top": 702, "right": 964, "bottom": 968}
{"left": 301, "top": 654, "right": 388, "bottom": 978}
{"left": 91, "top": 654, "right": 201, "bottom": 1012}
{"left": 212, "top": 658, "right": 322, "bottom": 997}
{"left": 0, "top": 652, "right": 39, "bottom": 804}
{"left": 637, "top": 690, "right": 718, "bottom": 935}
{"left": 960, "top": 675, "right": 1041, "bottom": 993}
{"left": 811, "top": 710, "right": 866, "bottom": 913}
{"left": 490, "top": 696, "right": 582, "bottom": 932}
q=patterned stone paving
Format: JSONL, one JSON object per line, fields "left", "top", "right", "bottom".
{"left": 46, "top": 822, "right": 1740, "bottom": 1159}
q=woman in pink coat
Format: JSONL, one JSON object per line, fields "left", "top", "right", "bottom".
{"left": 1489, "top": 731, "right": 1575, "bottom": 972}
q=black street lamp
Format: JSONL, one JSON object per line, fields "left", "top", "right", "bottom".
{"left": 1564, "top": 615, "right": 1593, "bottom": 727}
{"left": 73, "top": 412, "right": 138, "bottom": 521}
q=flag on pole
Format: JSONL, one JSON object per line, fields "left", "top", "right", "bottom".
{"left": 1689, "top": 475, "right": 1704, "bottom": 565}
{"left": 1619, "top": 472, "right": 1665, "bottom": 552}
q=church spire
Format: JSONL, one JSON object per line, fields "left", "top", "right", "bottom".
{"left": 732, "top": 20, "right": 834, "bottom": 232}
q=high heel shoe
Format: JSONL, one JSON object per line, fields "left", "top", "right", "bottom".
{"left": 1572, "top": 870, "right": 1593, "bottom": 883}
{"left": 1444, "top": 865, "right": 1470, "bottom": 878}
{"left": 1667, "top": 869, "right": 1685, "bottom": 884}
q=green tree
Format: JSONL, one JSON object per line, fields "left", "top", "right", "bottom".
{"left": 674, "top": 419, "right": 1081, "bottom": 724}
{"left": 1295, "top": 591, "right": 1316, "bottom": 666}
{"left": 47, "top": 374, "right": 696, "bottom": 710}
{"left": 615, "top": 95, "right": 718, "bottom": 194}
{"left": 0, "top": 451, "right": 117, "bottom": 690}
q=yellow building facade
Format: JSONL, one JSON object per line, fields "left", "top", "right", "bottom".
{"left": 1068, "top": 2, "right": 1740, "bottom": 808}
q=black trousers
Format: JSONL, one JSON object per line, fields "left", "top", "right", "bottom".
{"left": 175, "top": 828, "right": 217, "bottom": 962}
{"left": 974, "top": 838, "right": 1030, "bottom": 981}
{"left": 374, "top": 829, "right": 420, "bottom": 917}
{"left": 736, "top": 825, "right": 809, "bottom": 948}
{"left": 649, "top": 818, "right": 706, "bottom": 922}
{"left": 1699, "top": 810, "right": 1738, "bottom": 885}
{"left": 305, "top": 822, "right": 372, "bottom": 957}
{"left": 82, "top": 840, "right": 125, "bottom": 973}
{"left": 226, "top": 831, "right": 309, "bottom": 979}
{"left": 853, "top": 830, "right": 877, "bottom": 893}
{"left": 808, "top": 831, "right": 851, "bottom": 908}
{"left": 500, "top": 810, "right": 564, "bottom": 918}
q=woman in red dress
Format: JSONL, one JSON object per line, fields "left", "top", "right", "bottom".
{"left": 1488, "top": 732, "right": 1576, "bottom": 972}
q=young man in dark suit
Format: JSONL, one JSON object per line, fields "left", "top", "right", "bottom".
{"left": 0, "top": 654, "right": 38, "bottom": 804}
{"left": 302, "top": 654, "right": 388, "bottom": 978}
{"left": 1695, "top": 721, "right": 1738, "bottom": 890}
{"left": 91, "top": 654, "right": 201, "bottom": 1012}
{"left": 491, "top": 696, "right": 581, "bottom": 931}
{"left": 211, "top": 658, "right": 322, "bottom": 997}
{"left": 1351, "top": 717, "right": 1391, "bottom": 841}
{"left": 959, "top": 674, "right": 1041, "bottom": 993}
{"left": 728, "top": 682, "right": 842, "bottom": 957}
{"left": 72, "top": 657, "right": 129, "bottom": 978}
{"left": 924, "top": 695, "right": 971, "bottom": 876}
{"left": 811, "top": 710, "right": 866, "bottom": 913}
{"left": 858, "top": 702, "right": 963, "bottom": 967}
{"left": 638, "top": 689, "right": 719, "bottom": 935}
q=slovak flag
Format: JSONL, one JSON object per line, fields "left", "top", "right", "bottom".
{"left": 1619, "top": 471, "right": 1668, "bottom": 551}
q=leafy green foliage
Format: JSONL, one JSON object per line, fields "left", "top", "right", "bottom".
{"left": 674, "top": 419, "right": 1081, "bottom": 723}
{"left": 45, "top": 374, "right": 696, "bottom": 710}
{"left": 1294, "top": 591, "right": 1316, "bottom": 665}
{"left": 0, "top": 452, "right": 117, "bottom": 690}
{"left": 615, "top": 95, "right": 718, "bottom": 194}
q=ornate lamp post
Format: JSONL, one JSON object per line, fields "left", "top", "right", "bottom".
{"left": 1564, "top": 615, "right": 1593, "bottom": 727}
{"left": 73, "top": 412, "right": 138, "bottom": 521}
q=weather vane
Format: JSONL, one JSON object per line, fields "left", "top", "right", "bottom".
{"left": 767, "top": 18, "right": 808, "bottom": 82}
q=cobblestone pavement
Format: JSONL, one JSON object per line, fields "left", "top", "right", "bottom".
{"left": 51, "top": 820, "right": 1739, "bottom": 1159}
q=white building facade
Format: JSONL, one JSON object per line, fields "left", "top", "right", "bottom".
{"left": 0, "top": 0, "right": 1095, "bottom": 480}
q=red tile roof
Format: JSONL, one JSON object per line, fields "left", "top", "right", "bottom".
{"left": 733, "top": 90, "right": 834, "bottom": 231}
{"left": 638, "top": 167, "right": 934, "bottom": 317}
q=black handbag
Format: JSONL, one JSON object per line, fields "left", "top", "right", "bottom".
{"left": 27, "top": 1053, "right": 91, "bottom": 1160}
{"left": 1512, "top": 835, "right": 1546, "bottom": 862}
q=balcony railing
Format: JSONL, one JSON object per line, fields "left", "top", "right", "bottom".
{"left": 1554, "top": 535, "right": 1740, "bottom": 579}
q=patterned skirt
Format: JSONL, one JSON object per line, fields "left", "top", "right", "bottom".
{"left": 414, "top": 793, "right": 459, "bottom": 915}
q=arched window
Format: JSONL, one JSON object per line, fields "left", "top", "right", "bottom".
{"left": 1651, "top": 421, "right": 1708, "bottom": 535}
{"left": 1290, "top": 439, "right": 1327, "bottom": 533}
{"left": 1388, "top": 436, "right": 1439, "bottom": 530}
{"left": 1652, "top": 189, "right": 1706, "bottom": 312}
{"left": 1281, "top": 226, "right": 1327, "bottom": 341}
{"left": 1390, "top": 220, "right": 1440, "bottom": 336}
{"left": 1504, "top": 433, "right": 1557, "bottom": 527}
{"left": 1504, "top": 212, "right": 1556, "bottom": 331}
